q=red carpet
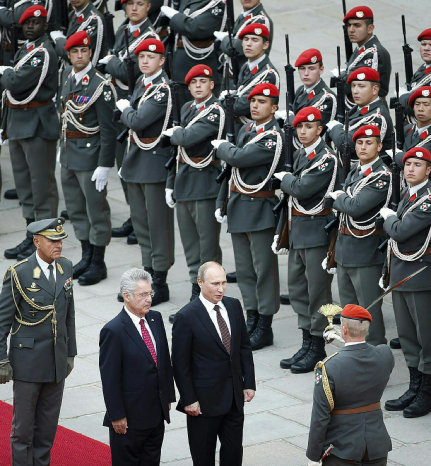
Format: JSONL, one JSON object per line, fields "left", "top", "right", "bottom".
{"left": 0, "top": 400, "right": 111, "bottom": 465}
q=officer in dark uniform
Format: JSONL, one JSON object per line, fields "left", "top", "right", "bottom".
{"left": 380, "top": 147, "right": 431, "bottom": 418}
{"left": 307, "top": 304, "right": 394, "bottom": 466}
{"left": 1, "top": 5, "right": 59, "bottom": 261}
{"left": 60, "top": 30, "right": 117, "bottom": 286}
{"left": 0, "top": 217, "right": 77, "bottom": 466}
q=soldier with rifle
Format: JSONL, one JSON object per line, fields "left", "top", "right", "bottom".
{"left": 380, "top": 146, "right": 431, "bottom": 418}
{"left": 327, "top": 125, "right": 392, "bottom": 345}
{"left": 211, "top": 82, "right": 284, "bottom": 351}
{"left": 114, "top": 38, "right": 175, "bottom": 306}
{"left": 273, "top": 107, "right": 338, "bottom": 373}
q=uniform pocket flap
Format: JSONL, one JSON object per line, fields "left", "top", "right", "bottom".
{"left": 11, "top": 337, "right": 35, "bottom": 349}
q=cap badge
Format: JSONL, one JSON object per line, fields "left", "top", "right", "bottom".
{"left": 263, "top": 89, "right": 270, "bottom": 96}
{"left": 416, "top": 151, "right": 424, "bottom": 157}
{"left": 56, "top": 225, "right": 62, "bottom": 232}
{"left": 204, "top": 68, "right": 210, "bottom": 75}
{"left": 365, "top": 129, "right": 373, "bottom": 136}
{"left": 311, "top": 56, "right": 317, "bottom": 63}
{"left": 308, "top": 114, "right": 315, "bottom": 121}
{"left": 149, "top": 44, "right": 156, "bottom": 51}
{"left": 34, "top": 9, "right": 41, "bottom": 17}
{"left": 255, "top": 28, "right": 262, "bottom": 35}
{"left": 356, "top": 10, "right": 364, "bottom": 18}
{"left": 358, "top": 73, "right": 366, "bottom": 80}
{"left": 423, "top": 90, "right": 430, "bottom": 97}
{"left": 83, "top": 38, "right": 88, "bottom": 45}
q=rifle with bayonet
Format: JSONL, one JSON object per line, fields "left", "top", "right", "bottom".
{"left": 225, "top": 0, "right": 239, "bottom": 86}
{"left": 102, "top": 0, "right": 115, "bottom": 49}
{"left": 164, "top": 51, "right": 180, "bottom": 171}
{"left": 393, "top": 72, "right": 406, "bottom": 150}
{"left": 57, "top": 0, "right": 69, "bottom": 34}
{"left": 402, "top": 15, "right": 413, "bottom": 90}
{"left": 342, "top": 0, "right": 353, "bottom": 61}
{"left": 335, "top": 46, "right": 346, "bottom": 123}
{"left": 9, "top": 0, "right": 17, "bottom": 65}
{"left": 285, "top": 34, "right": 295, "bottom": 112}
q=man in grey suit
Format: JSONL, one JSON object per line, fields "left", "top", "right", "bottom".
{"left": 307, "top": 304, "right": 394, "bottom": 466}
{"left": 0, "top": 217, "right": 77, "bottom": 466}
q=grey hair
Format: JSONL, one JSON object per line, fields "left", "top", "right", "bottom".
{"left": 340, "top": 316, "right": 370, "bottom": 339}
{"left": 120, "top": 268, "right": 152, "bottom": 296}
{"left": 197, "top": 261, "right": 225, "bottom": 281}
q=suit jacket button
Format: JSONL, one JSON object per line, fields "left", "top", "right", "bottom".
{"left": 18, "top": 343, "right": 23, "bottom": 348}
{"left": 86, "top": 143, "right": 91, "bottom": 147}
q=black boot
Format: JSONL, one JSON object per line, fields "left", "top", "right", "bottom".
{"left": 190, "top": 283, "right": 200, "bottom": 301}
{"left": 249, "top": 315, "right": 273, "bottom": 350}
{"left": 144, "top": 266, "right": 154, "bottom": 277}
{"left": 16, "top": 240, "right": 36, "bottom": 260}
{"left": 280, "top": 329, "right": 312, "bottom": 369}
{"left": 291, "top": 335, "right": 326, "bottom": 374}
{"left": 4, "top": 188, "right": 18, "bottom": 200}
{"left": 169, "top": 313, "right": 176, "bottom": 324}
{"left": 246, "top": 310, "right": 259, "bottom": 335}
{"left": 226, "top": 271, "right": 237, "bottom": 283}
{"left": 60, "top": 209, "right": 69, "bottom": 220}
{"left": 112, "top": 218, "right": 133, "bottom": 237}
{"left": 151, "top": 271, "right": 169, "bottom": 306}
{"left": 78, "top": 246, "right": 107, "bottom": 286}
{"left": 127, "top": 232, "right": 138, "bottom": 245}
{"left": 72, "top": 241, "right": 93, "bottom": 279}
{"left": 5, "top": 225, "right": 34, "bottom": 259}
{"left": 280, "top": 294, "right": 290, "bottom": 305}
{"left": 385, "top": 367, "right": 422, "bottom": 411}
{"left": 390, "top": 337, "right": 401, "bottom": 349}
{"left": 403, "top": 373, "right": 431, "bottom": 418}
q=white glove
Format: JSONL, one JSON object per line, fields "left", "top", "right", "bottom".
{"left": 211, "top": 139, "right": 228, "bottom": 149}
{"left": 330, "top": 67, "right": 345, "bottom": 77}
{"left": 118, "top": 167, "right": 122, "bottom": 179}
{"left": 215, "top": 208, "right": 227, "bottom": 224}
{"left": 116, "top": 99, "right": 131, "bottom": 112}
{"left": 275, "top": 109, "right": 287, "bottom": 121}
{"left": 214, "top": 31, "right": 228, "bottom": 41}
{"left": 218, "top": 89, "right": 235, "bottom": 102}
{"left": 385, "top": 148, "right": 402, "bottom": 160}
{"left": 91, "top": 166, "right": 110, "bottom": 192}
{"left": 0, "top": 129, "right": 8, "bottom": 145}
{"left": 329, "top": 190, "right": 344, "bottom": 200}
{"left": 98, "top": 54, "right": 114, "bottom": 65}
{"left": 50, "top": 30, "right": 65, "bottom": 42}
{"left": 380, "top": 207, "right": 396, "bottom": 220}
{"left": 326, "top": 120, "right": 342, "bottom": 131}
{"left": 398, "top": 86, "right": 408, "bottom": 96}
{"left": 323, "top": 324, "right": 344, "bottom": 347}
{"left": 379, "top": 276, "right": 389, "bottom": 291}
{"left": 162, "top": 126, "right": 181, "bottom": 138}
{"left": 271, "top": 235, "right": 288, "bottom": 255}
{"left": 0, "top": 65, "right": 12, "bottom": 75}
{"left": 165, "top": 188, "right": 176, "bottom": 208}
{"left": 321, "top": 257, "right": 336, "bottom": 275}
{"left": 307, "top": 460, "right": 322, "bottom": 466}
{"left": 161, "top": 5, "right": 178, "bottom": 19}
{"left": 273, "top": 171, "right": 287, "bottom": 181}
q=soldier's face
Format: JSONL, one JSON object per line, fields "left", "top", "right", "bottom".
{"left": 138, "top": 51, "right": 165, "bottom": 77}
{"left": 188, "top": 77, "right": 214, "bottom": 103}
{"left": 298, "top": 63, "right": 323, "bottom": 88}
{"left": 414, "top": 98, "right": 431, "bottom": 127}
{"left": 126, "top": 0, "right": 151, "bottom": 25}
{"left": 70, "top": 0, "right": 90, "bottom": 9}
{"left": 197, "top": 266, "right": 227, "bottom": 304}
{"left": 347, "top": 19, "right": 374, "bottom": 45}
{"left": 355, "top": 137, "right": 382, "bottom": 165}
{"left": 33, "top": 236, "right": 63, "bottom": 263}
{"left": 296, "top": 121, "right": 322, "bottom": 147}
{"left": 123, "top": 280, "right": 153, "bottom": 317}
{"left": 67, "top": 46, "right": 92, "bottom": 72}
{"left": 22, "top": 17, "right": 47, "bottom": 41}
{"left": 404, "top": 158, "right": 431, "bottom": 186}
{"left": 250, "top": 95, "right": 277, "bottom": 124}
{"left": 420, "top": 40, "right": 431, "bottom": 64}
{"left": 241, "top": 0, "right": 260, "bottom": 11}
{"left": 242, "top": 35, "right": 268, "bottom": 60}
{"left": 351, "top": 81, "right": 378, "bottom": 106}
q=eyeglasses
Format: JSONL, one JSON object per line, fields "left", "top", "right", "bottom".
{"left": 134, "top": 291, "right": 155, "bottom": 299}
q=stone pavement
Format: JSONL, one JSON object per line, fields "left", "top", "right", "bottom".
{"left": 1, "top": 1, "right": 431, "bottom": 464}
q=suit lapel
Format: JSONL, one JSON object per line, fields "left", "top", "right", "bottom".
{"left": 195, "top": 299, "right": 230, "bottom": 354}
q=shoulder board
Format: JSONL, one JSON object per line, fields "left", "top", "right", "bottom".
{"left": 4, "top": 258, "right": 28, "bottom": 282}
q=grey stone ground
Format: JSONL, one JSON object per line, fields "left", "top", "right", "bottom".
{"left": 1, "top": 1, "right": 431, "bottom": 464}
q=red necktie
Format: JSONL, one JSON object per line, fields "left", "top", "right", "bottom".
{"left": 409, "top": 193, "right": 417, "bottom": 202}
{"left": 363, "top": 167, "right": 372, "bottom": 176}
{"left": 308, "top": 90, "right": 315, "bottom": 101}
{"left": 360, "top": 106, "right": 369, "bottom": 115}
{"left": 139, "top": 319, "right": 157, "bottom": 365}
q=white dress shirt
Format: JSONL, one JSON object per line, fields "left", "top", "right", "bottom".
{"left": 72, "top": 62, "right": 92, "bottom": 84}
{"left": 124, "top": 306, "right": 157, "bottom": 353}
{"left": 199, "top": 294, "right": 231, "bottom": 339}
{"left": 359, "top": 156, "right": 380, "bottom": 174}
{"left": 36, "top": 252, "right": 57, "bottom": 282}
{"left": 304, "top": 137, "right": 322, "bottom": 156}
{"left": 247, "top": 54, "right": 266, "bottom": 72}
{"left": 345, "top": 340, "right": 366, "bottom": 346}
{"left": 409, "top": 179, "right": 429, "bottom": 197}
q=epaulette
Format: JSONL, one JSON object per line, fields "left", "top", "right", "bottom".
{"left": 4, "top": 258, "right": 28, "bottom": 282}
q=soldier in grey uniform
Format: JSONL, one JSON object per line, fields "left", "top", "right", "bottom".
{"left": 212, "top": 82, "right": 283, "bottom": 350}
{"left": 380, "top": 147, "right": 431, "bottom": 418}
{"left": 336, "top": 5, "right": 391, "bottom": 105}
{"left": 160, "top": 0, "right": 225, "bottom": 106}
{"left": 327, "top": 67, "right": 393, "bottom": 157}
{"left": 0, "top": 217, "right": 77, "bottom": 466}
{"left": 1, "top": 5, "right": 59, "bottom": 261}
{"left": 50, "top": 0, "right": 107, "bottom": 65}
{"left": 60, "top": 30, "right": 117, "bottom": 286}
{"left": 273, "top": 107, "right": 338, "bottom": 373}
{"left": 115, "top": 38, "right": 175, "bottom": 306}
{"left": 165, "top": 64, "right": 223, "bottom": 309}
{"left": 306, "top": 304, "right": 394, "bottom": 466}
{"left": 328, "top": 125, "right": 391, "bottom": 346}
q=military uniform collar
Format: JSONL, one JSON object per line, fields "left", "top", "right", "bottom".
{"left": 143, "top": 68, "right": 163, "bottom": 86}
{"left": 241, "top": 4, "right": 261, "bottom": 16}
{"left": 360, "top": 34, "right": 376, "bottom": 49}
{"left": 193, "top": 94, "right": 213, "bottom": 109}
{"left": 415, "top": 124, "right": 431, "bottom": 136}
{"left": 250, "top": 118, "right": 276, "bottom": 133}
{"left": 359, "top": 156, "right": 380, "bottom": 174}
{"left": 409, "top": 179, "right": 429, "bottom": 198}
{"left": 74, "top": 3, "right": 90, "bottom": 15}
{"left": 128, "top": 18, "right": 149, "bottom": 33}
{"left": 303, "top": 137, "right": 322, "bottom": 156}
{"left": 35, "top": 251, "right": 56, "bottom": 281}
{"left": 358, "top": 96, "right": 380, "bottom": 112}
{"left": 72, "top": 62, "right": 93, "bottom": 85}
{"left": 304, "top": 79, "right": 322, "bottom": 94}
{"left": 248, "top": 54, "right": 266, "bottom": 71}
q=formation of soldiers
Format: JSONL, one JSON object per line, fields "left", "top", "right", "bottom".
{"left": 1, "top": 0, "right": 431, "bottom": 446}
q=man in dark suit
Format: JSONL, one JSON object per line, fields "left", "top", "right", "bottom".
{"left": 172, "top": 261, "right": 256, "bottom": 466}
{"left": 99, "top": 268, "right": 175, "bottom": 466}
{"left": 307, "top": 304, "right": 394, "bottom": 466}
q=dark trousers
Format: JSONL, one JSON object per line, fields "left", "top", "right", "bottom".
{"left": 187, "top": 404, "right": 244, "bottom": 466}
{"left": 109, "top": 418, "right": 165, "bottom": 466}
{"left": 323, "top": 450, "right": 387, "bottom": 466}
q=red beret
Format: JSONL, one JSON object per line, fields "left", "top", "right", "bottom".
{"left": 293, "top": 107, "right": 322, "bottom": 127}
{"left": 347, "top": 66, "right": 380, "bottom": 84}
{"left": 247, "top": 83, "right": 279, "bottom": 100}
{"left": 352, "top": 124, "right": 380, "bottom": 142}
{"left": 238, "top": 23, "right": 270, "bottom": 40}
{"left": 134, "top": 38, "right": 165, "bottom": 56}
{"left": 341, "top": 304, "right": 372, "bottom": 322}
{"left": 295, "top": 49, "right": 322, "bottom": 68}
{"left": 402, "top": 147, "right": 431, "bottom": 165}
{"left": 343, "top": 6, "right": 373, "bottom": 24}
{"left": 408, "top": 86, "right": 431, "bottom": 108}
{"left": 65, "top": 31, "right": 91, "bottom": 51}
{"left": 418, "top": 28, "right": 431, "bottom": 41}
{"left": 19, "top": 5, "right": 47, "bottom": 24}
{"left": 185, "top": 64, "right": 213, "bottom": 85}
